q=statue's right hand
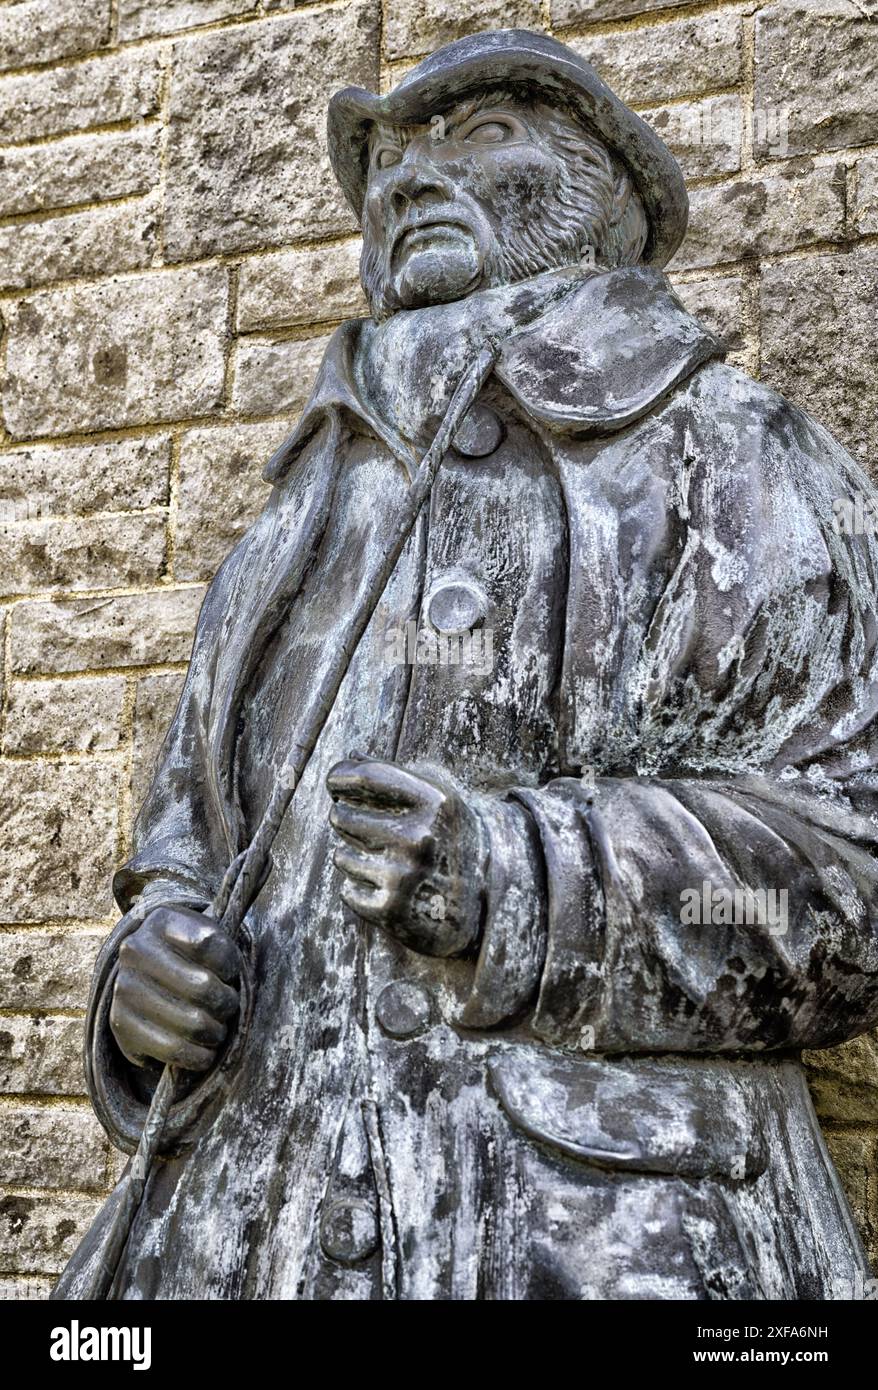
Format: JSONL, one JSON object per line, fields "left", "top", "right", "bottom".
{"left": 109, "top": 906, "right": 242, "bottom": 1072}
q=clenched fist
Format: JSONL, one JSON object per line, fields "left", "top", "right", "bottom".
{"left": 326, "top": 757, "right": 481, "bottom": 956}
{"left": 110, "top": 906, "right": 242, "bottom": 1073}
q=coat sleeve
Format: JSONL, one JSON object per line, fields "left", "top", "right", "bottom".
{"left": 83, "top": 539, "right": 254, "bottom": 1152}
{"left": 459, "top": 372, "right": 878, "bottom": 1053}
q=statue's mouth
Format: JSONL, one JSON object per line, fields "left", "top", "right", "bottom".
{"left": 391, "top": 217, "right": 473, "bottom": 261}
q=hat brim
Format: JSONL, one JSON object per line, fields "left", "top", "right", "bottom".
{"left": 327, "top": 29, "right": 688, "bottom": 268}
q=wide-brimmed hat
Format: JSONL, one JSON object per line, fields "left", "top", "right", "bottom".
{"left": 327, "top": 29, "right": 688, "bottom": 268}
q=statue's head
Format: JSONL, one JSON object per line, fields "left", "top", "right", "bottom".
{"left": 329, "top": 30, "right": 689, "bottom": 322}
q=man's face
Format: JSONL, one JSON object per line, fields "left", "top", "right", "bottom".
{"left": 361, "top": 95, "right": 582, "bottom": 315}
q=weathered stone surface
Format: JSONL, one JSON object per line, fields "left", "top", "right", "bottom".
{"left": 821, "top": 1130, "right": 878, "bottom": 1271}
{"left": 0, "top": 930, "right": 105, "bottom": 1010}
{"left": 671, "top": 164, "right": 846, "bottom": 272}
{"left": 0, "top": 50, "right": 161, "bottom": 145}
{"left": 0, "top": 1105, "right": 108, "bottom": 1191}
{"left": 4, "top": 678, "right": 126, "bottom": 755}
{"left": 571, "top": 12, "right": 743, "bottom": 106}
{"left": 754, "top": 1, "right": 878, "bottom": 161}
{"left": 237, "top": 241, "right": 366, "bottom": 332}
{"left": 0, "top": 762, "right": 120, "bottom": 922}
{"left": 671, "top": 274, "right": 751, "bottom": 366}
{"left": 856, "top": 154, "right": 878, "bottom": 235}
{"left": 164, "top": 5, "right": 379, "bottom": 260}
{"left": 0, "top": 512, "right": 166, "bottom": 596}
{"left": 131, "top": 672, "right": 187, "bottom": 814}
{"left": 0, "top": 0, "right": 110, "bottom": 74}
{"left": 760, "top": 247, "right": 878, "bottom": 467}
{"left": 10, "top": 587, "right": 205, "bottom": 675}
{"left": 175, "top": 421, "right": 289, "bottom": 581}
{"left": 0, "top": 1275, "right": 53, "bottom": 1299}
{"left": 119, "top": 0, "right": 256, "bottom": 41}
{"left": 0, "top": 1192, "right": 103, "bottom": 1274}
{"left": 2, "top": 267, "right": 227, "bottom": 439}
{"left": 232, "top": 333, "right": 331, "bottom": 418}
{"left": 384, "top": 0, "right": 542, "bottom": 61}
{"left": 641, "top": 96, "right": 741, "bottom": 181}
{"left": 804, "top": 1034, "right": 878, "bottom": 1124}
{"left": 0, "top": 1016, "right": 86, "bottom": 1095}
{"left": 108, "top": 1146, "right": 128, "bottom": 1186}
{"left": 0, "top": 195, "right": 158, "bottom": 292}
{"left": 0, "top": 127, "right": 160, "bottom": 219}
{"left": 551, "top": 0, "right": 701, "bottom": 24}
{"left": 0, "top": 436, "right": 171, "bottom": 518}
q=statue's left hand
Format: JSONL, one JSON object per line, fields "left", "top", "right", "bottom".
{"left": 326, "top": 757, "right": 481, "bottom": 956}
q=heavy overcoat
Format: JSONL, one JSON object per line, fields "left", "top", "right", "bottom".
{"left": 60, "top": 266, "right": 878, "bottom": 1299}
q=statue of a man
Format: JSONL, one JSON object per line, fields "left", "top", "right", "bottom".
{"left": 56, "top": 30, "right": 878, "bottom": 1300}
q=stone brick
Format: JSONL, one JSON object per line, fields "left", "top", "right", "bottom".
{"left": 640, "top": 96, "right": 742, "bottom": 182}
{"left": 0, "top": 512, "right": 166, "bottom": 596}
{"left": 2, "top": 267, "right": 228, "bottom": 439}
{"left": 856, "top": 154, "right": 878, "bottom": 235}
{"left": 0, "top": 1192, "right": 103, "bottom": 1274}
{"left": 0, "top": 50, "right": 161, "bottom": 145}
{"left": 237, "top": 240, "right": 366, "bottom": 333}
{"left": 163, "top": 5, "right": 379, "bottom": 260}
{"left": 0, "top": 0, "right": 110, "bottom": 74}
{"left": 0, "top": 1105, "right": 108, "bottom": 1191}
{"left": 671, "top": 274, "right": 751, "bottom": 366}
{"left": 0, "top": 762, "right": 120, "bottom": 921}
{"left": 0, "top": 1016, "right": 86, "bottom": 1095}
{"left": 175, "top": 421, "right": 289, "bottom": 581}
{"left": 571, "top": 12, "right": 743, "bottom": 107}
{"left": 232, "top": 333, "right": 331, "bottom": 418}
{"left": 0, "top": 436, "right": 171, "bottom": 518}
{"left": 0, "top": 194, "right": 158, "bottom": 293}
{"left": 0, "top": 1275, "right": 53, "bottom": 1299}
{"left": 754, "top": 1, "right": 878, "bottom": 161}
{"left": 384, "top": 0, "right": 542, "bottom": 62}
{"left": 131, "top": 672, "right": 187, "bottom": 812}
{"left": 10, "top": 587, "right": 205, "bottom": 675}
{"left": 821, "top": 1130, "right": 878, "bottom": 1270}
{"left": 551, "top": 0, "right": 701, "bottom": 25}
{"left": 0, "top": 127, "right": 160, "bottom": 219}
{"left": 804, "top": 1034, "right": 878, "bottom": 1124}
{"left": 760, "top": 247, "right": 878, "bottom": 468}
{"left": 671, "top": 164, "right": 846, "bottom": 272}
{"left": 119, "top": 0, "right": 256, "bottom": 41}
{"left": 0, "top": 931, "right": 104, "bottom": 1010}
{"left": 4, "top": 677, "right": 126, "bottom": 755}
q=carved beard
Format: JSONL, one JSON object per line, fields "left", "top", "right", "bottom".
{"left": 360, "top": 116, "right": 633, "bottom": 324}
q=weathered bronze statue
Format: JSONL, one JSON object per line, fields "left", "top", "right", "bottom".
{"left": 55, "top": 30, "right": 878, "bottom": 1300}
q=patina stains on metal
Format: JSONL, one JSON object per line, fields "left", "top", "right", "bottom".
{"left": 54, "top": 30, "right": 878, "bottom": 1300}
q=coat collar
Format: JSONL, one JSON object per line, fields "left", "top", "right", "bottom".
{"left": 265, "top": 266, "right": 723, "bottom": 483}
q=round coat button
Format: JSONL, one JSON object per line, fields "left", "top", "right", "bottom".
{"left": 375, "top": 980, "right": 433, "bottom": 1039}
{"left": 319, "top": 1196, "right": 380, "bottom": 1265}
{"left": 426, "top": 579, "right": 487, "bottom": 636}
{"left": 452, "top": 404, "right": 505, "bottom": 458}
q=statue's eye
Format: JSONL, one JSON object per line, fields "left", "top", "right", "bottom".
{"left": 464, "top": 120, "right": 511, "bottom": 144}
{"left": 455, "top": 114, "right": 525, "bottom": 147}
{"left": 375, "top": 146, "right": 402, "bottom": 170}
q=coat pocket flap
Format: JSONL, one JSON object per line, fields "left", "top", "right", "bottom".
{"left": 489, "top": 1050, "right": 768, "bottom": 1180}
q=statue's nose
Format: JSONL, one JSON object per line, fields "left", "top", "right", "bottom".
{"left": 388, "top": 155, "right": 453, "bottom": 215}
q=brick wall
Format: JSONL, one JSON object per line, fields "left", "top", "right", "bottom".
{"left": 0, "top": 0, "right": 876, "bottom": 1293}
